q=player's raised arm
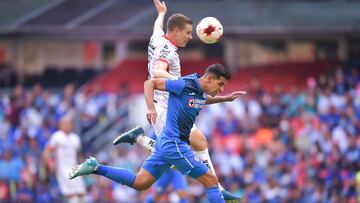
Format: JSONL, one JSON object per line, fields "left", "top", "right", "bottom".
{"left": 153, "top": 0, "right": 167, "bottom": 34}
{"left": 151, "top": 0, "right": 176, "bottom": 80}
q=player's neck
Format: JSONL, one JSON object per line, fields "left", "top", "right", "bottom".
{"left": 61, "top": 129, "right": 71, "bottom": 135}
{"left": 198, "top": 77, "right": 207, "bottom": 92}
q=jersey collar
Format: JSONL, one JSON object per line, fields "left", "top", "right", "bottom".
{"left": 163, "top": 35, "right": 178, "bottom": 49}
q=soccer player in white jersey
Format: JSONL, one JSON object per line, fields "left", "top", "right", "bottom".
{"left": 113, "top": 0, "right": 242, "bottom": 201}
{"left": 43, "top": 116, "right": 86, "bottom": 203}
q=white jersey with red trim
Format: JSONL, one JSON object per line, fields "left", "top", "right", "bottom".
{"left": 148, "top": 29, "right": 181, "bottom": 107}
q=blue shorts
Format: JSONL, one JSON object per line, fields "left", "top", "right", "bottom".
{"left": 153, "top": 169, "right": 187, "bottom": 194}
{"left": 143, "top": 137, "right": 208, "bottom": 180}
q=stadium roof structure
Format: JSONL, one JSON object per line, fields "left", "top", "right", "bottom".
{"left": 0, "top": 0, "right": 360, "bottom": 40}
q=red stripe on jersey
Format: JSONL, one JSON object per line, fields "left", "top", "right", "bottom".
{"left": 155, "top": 58, "right": 169, "bottom": 64}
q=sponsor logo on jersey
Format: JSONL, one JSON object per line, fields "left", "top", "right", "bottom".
{"left": 188, "top": 98, "right": 205, "bottom": 108}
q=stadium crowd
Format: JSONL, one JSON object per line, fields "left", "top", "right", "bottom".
{"left": 0, "top": 65, "right": 359, "bottom": 202}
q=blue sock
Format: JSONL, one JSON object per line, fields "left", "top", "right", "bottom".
{"left": 143, "top": 194, "right": 155, "bottom": 203}
{"left": 179, "top": 198, "right": 188, "bottom": 203}
{"left": 205, "top": 186, "right": 225, "bottom": 203}
{"left": 94, "top": 165, "right": 136, "bottom": 187}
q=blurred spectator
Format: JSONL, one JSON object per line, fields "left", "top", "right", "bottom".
{"left": 43, "top": 116, "right": 86, "bottom": 203}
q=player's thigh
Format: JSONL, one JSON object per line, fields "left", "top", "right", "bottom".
{"left": 133, "top": 168, "right": 157, "bottom": 190}
{"left": 189, "top": 125, "right": 208, "bottom": 151}
{"left": 195, "top": 169, "right": 219, "bottom": 188}
{"left": 142, "top": 150, "right": 171, "bottom": 182}
{"left": 165, "top": 141, "right": 208, "bottom": 179}
{"left": 153, "top": 103, "right": 167, "bottom": 136}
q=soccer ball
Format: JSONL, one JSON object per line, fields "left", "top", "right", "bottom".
{"left": 196, "top": 17, "right": 223, "bottom": 44}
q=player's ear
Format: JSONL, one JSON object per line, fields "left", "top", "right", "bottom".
{"left": 174, "top": 28, "right": 179, "bottom": 35}
{"left": 207, "top": 74, "right": 214, "bottom": 83}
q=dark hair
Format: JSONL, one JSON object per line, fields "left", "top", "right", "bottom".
{"left": 205, "top": 63, "right": 231, "bottom": 80}
{"left": 167, "top": 13, "right": 193, "bottom": 32}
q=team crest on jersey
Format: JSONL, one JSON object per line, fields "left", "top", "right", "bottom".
{"left": 188, "top": 98, "right": 205, "bottom": 108}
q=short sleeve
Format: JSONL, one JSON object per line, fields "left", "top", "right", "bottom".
{"left": 165, "top": 79, "right": 186, "bottom": 95}
{"left": 74, "top": 134, "right": 81, "bottom": 150}
{"left": 48, "top": 133, "right": 59, "bottom": 147}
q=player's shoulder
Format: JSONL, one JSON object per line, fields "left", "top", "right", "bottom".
{"left": 49, "top": 130, "right": 63, "bottom": 143}
{"left": 182, "top": 73, "right": 200, "bottom": 80}
{"left": 150, "top": 30, "right": 165, "bottom": 44}
{"left": 51, "top": 130, "right": 62, "bottom": 137}
{"left": 70, "top": 132, "right": 80, "bottom": 139}
{"left": 151, "top": 34, "right": 176, "bottom": 50}
{"left": 181, "top": 74, "right": 201, "bottom": 90}
{"left": 152, "top": 29, "right": 165, "bottom": 38}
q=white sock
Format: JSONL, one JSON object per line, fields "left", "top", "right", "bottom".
{"left": 136, "top": 135, "right": 155, "bottom": 152}
{"left": 195, "top": 149, "right": 224, "bottom": 191}
{"left": 67, "top": 196, "right": 81, "bottom": 203}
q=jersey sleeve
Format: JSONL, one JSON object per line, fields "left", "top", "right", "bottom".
{"left": 74, "top": 134, "right": 81, "bottom": 150}
{"left": 47, "top": 133, "right": 59, "bottom": 148}
{"left": 165, "top": 79, "right": 186, "bottom": 95}
{"left": 152, "top": 29, "right": 165, "bottom": 38}
{"left": 154, "top": 44, "right": 172, "bottom": 64}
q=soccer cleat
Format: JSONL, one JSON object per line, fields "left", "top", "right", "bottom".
{"left": 113, "top": 126, "right": 144, "bottom": 145}
{"left": 222, "top": 190, "right": 242, "bottom": 202}
{"left": 68, "top": 156, "right": 99, "bottom": 180}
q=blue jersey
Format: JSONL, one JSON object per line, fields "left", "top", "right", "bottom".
{"left": 161, "top": 73, "right": 207, "bottom": 143}
{"left": 143, "top": 74, "right": 209, "bottom": 180}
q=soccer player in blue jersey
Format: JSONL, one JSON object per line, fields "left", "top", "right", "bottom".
{"left": 114, "top": 0, "right": 242, "bottom": 201}
{"left": 68, "top": 64, "right": 243, "bottom": 203}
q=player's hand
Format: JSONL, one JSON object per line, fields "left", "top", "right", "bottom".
{"left": 225, "top": 90, "right": 247, "bottom": 101}
{"left": 146, "top": 108, "right": 157, "bottom": 124}
{"left": 154, "top": 0, "right": 167, "bottom": 15}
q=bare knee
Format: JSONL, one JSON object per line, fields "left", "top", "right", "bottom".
{"left": 132, "top": 177, "right": 152, "bottom": 190}
{"left": 205, "top": 174, "right": 219, "bottom": 187}
{"left": 189, "top": 128, "right": 208, "bottom": 151}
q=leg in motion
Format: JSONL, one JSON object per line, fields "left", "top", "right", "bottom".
{"left": 68, "top": 157, "right": 157, "bottom": 191}
{"left": 190, "top": 127, "right": 242, "bottom": 201}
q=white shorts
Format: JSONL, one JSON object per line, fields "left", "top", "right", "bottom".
{"left": 57, "top": 168, "right": 86, "bottom": 196}
{"left": 153, "top": 102, "right": 197, "bottom": 137}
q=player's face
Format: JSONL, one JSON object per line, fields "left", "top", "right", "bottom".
{"left": 60, "top": 119, "right": 73, "bottom": 134}
{"left": 176, "top": 24, "right": 193, "bottom": 47}
{"left": 207, "top": 76, "right": 228, "bottom": 96}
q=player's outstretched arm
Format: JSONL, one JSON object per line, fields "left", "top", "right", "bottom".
{"left": 153, "top": 0, "right": 167, "bottom": 34}
{"left": 205, "top": 90, "right": 246, "bottom": 104}
{"left": 144, "top": 79, "right": 166, "bottom": 124}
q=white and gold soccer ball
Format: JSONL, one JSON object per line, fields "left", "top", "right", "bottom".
{"left": 196, "top": 17, "right": 223, "bottom": 44}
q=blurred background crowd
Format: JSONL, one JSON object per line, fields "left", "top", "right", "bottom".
{"left": 1, "top": 64, "right": 360, "bottom": 202}
{"left": 0, "top": 0, "right": 360, "bottom": 202}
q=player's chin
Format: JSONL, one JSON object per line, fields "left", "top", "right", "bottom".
{"left": 180, "top": 42, "right": 188, "bottom": 47}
